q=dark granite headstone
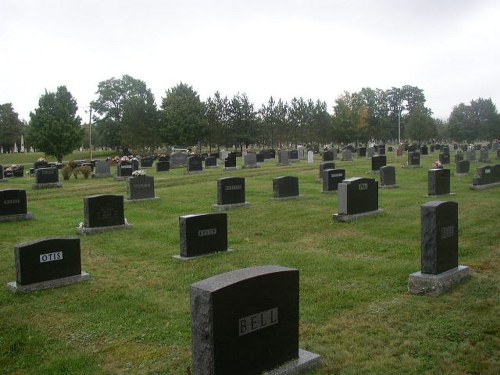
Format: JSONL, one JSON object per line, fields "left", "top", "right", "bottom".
{"left": 117, "top": 162, "right": 133, "bottom": 177}
{"left": 379, "top": 166, "right": 397, "bottom": 187}
{"left": 337, "top": 177, "right": 378, "bottom": 215}
{"left": 14, "top": 237, "right": 82, "bottom": 285}
{"left": 156, "top": 161, "right": 170, "bottom": 172}
{"left": 358, "top": 147, "right": 366, "bottom": 157}
{"left": 371, "top": 155, "right": 386, "bottom": 171}
{"left": 83, "top": 194, "right": 125, "bottom": 228}
{"left": 442, "top": 146, "right": 450, "bottom": 154}
{"left": 421, "top": 201, "right": 458, "bottom": 274}
{"left": 420, "top": 145, "right": 428, "bottom": 155}
{"left": 323, "top": 149, "right": 334, "bottom": 161}
{"left": 171, "top": 153, "right": 188, "bottom": 168}
{"left": 408, "top": 152, "right": 421, "bottom": 166}
{"left": 204, "top": 156, "right": 217, "bottom": 168}
{"left": 256, "top": 153, "right": 265, "bottom": 163}
{"left": 179, "top": 213, "right": 227, "bottom": 258}
{"left": 224, "top": 153, "right": 237, "bottom": 169}
{"left": 289, "top": 150, "right": 299, "bottom": 161}
{"left": 0, "top": 165, "right": 4, "bottom": 181}
{"left": 377, "top": 144, "right": 386, "bottom": 155}
{"left": 0, "top": 189, "right": 28, "bottom": 216}
{"left": 473, "top": 165, "right": 497, "bottom": 185}
{"left": 430, "top": 145, "right": 435, "bottom": 153}
{"left": 454, "top": 152, "right": 464, "bottom": 163}
{"left": 140, "top": 157, "right": 154, "bottom": 168}
{"left": 33, "top": 160, "right": 49, "bottom": 170}
{"left": 131, "top": 158, "right": 139, "bottom": 171}
{"left": 191, "top": 265, "right": 307, "bottom": 375}
{"left": 456, "top": 160, "right": 470, "bottom": 175}
{"left": 319, "top": 161, "right": 335, "bottom": 179}
{"left": 127, "top": 176, "right": 156, "bottom": 200}
{"left": 187, "top": 156, "right": 203, "bottom": 173}
{"left": 35, "top": 167, "right": 59, "bottom": 184}
{"left": 439, "top": 153, "right": 450, "bottom": 165}
{"left": 273, "top": 176, "right": 299, "bottom": 199}
{"left": 428, "top": 169, "right": 450, "bottom": 196}
{"left": 217, "top": 177, "right": 245, "bottom": 205}
{"left": 322, "top": 169, "right": 345, "bottom": 192}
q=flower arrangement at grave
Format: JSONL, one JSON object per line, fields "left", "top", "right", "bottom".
{"left": 432, "top": 160, "right": 443, "bottom": 169}
{"left": 37, "top": 157, "right": 46, "bottom": 162}
{"left": 132, "top": 169, "right": 146, "bottom": 177}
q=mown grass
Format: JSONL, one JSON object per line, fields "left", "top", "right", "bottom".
{"left": 0, "top": 150, "right": 499, "bottom": 375}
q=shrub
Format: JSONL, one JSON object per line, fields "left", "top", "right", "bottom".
{"left": 61, "top": 165, "right": 73, "bottom": 180}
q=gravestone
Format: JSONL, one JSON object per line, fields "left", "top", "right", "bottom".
{"left": 213, "top": 177, "right": 250, "bottom": 210}
{"left": 126, "top": 175, "right": 158, "bottom": 201}
{"left": 170, "top": 153, "right": 188, "bottom": 168}
{"left": 341, "top": 149, "right": 353, "bottom": 161}
{"left": 371, "top": 155, "right": 386, "bottom": 172}
{"left": 224, "top": 153, "right": 237, "bottom": 170}
{"left": 156, "top": 160, "right": 170, "bottom": 172}
{"left": 277, "top": 150, "right": 290, "bottom": 166}
{"left": 6, "top": 237, "right": 90, "bottom": 293}
{"left": 177, "top": 213, "right": 228, "bottom": 259}
{"left": 367, "top": 147, "right": 375, "bottom": 158}
{"left": 377, "top": 144, "right": 386, "bottom": 155}
{"left": 479, "top": 148, "right": 489, "bottom": 162}
{"left": 455, "top": 160, "right": 470, "bottom": 176}
{"left": 140, "top": 157, "right": 154, "bottom": 168}
{"left": 273, "top": 176, "right": 300, "bottom": 199}
{"left": 204, "top": 156, "right": 218, "bottom": 168}
{"left": 466, "top": 149, "right": 476, "bottom": 162}
{"left": 407, "top": 152, "right": 421, "bottom": 167}
{"left": 289, "top": 150, "right": 299, "bottom": 162}
{"left": 318, "top": 161, "right": 335, "bottom": 179}
{"left": 256, "top": 153, "right": 265, "bottom": 164}
{"left": 187, "top": 156, "right": 204, "bottom": 174}
{"left": 408, "top": 201, "right": 470, "bottom": 296}
{"left": 420, "top": 145, "right": 429, "bottom": 155}
{"left": 322, "top": 149, "right": 334, "bottom": 161}
{"left": 0, "top": 165, "right": 5, "bottom": 182}
{"left": 117, "top": 161, "right": 133, "bottom": 178}
{"left": 428, "top": 169, "right": 451, "bottom": 196}
{"left": 33, "top": 160, "right": 49, "bottom": 170}
{"left": 438, "top": 153, "right": 450, "bottom": 165}
{"left": 307, "top": 151, "right": 314, "bottom": 164}
{"left": 94, "top": 160, "right": 112, "bottom": 178}
{"left": 297, "top": 146, "right": 305, "bottom": 160}
{"left": 442, "top": 146, "right": 450, "bottom": 155}
{"left": 322, "top": 169, "right": 345, "bottom": 193}
{"left": 77, "top": 194, "right": 132, "bottom": 234}
{"left": 0, "top": 189, "right": 34, "bottom": 222}
{"left": 243, "top": 153, "right": 259, "bottom": 169}
{"left": 379, "top": 166, "right": 399, "bottom": 188}
{"left": 34, "top": 167, "right": 61, "bottom": 189}
{"left": 472, "top": 165, "right": 500, "bottom": 187}
{"left": 358, "top": 147, "right": 366, "bottom": 157}
{"left": 333, "top": 177, "right": 383, "bottom": 221}
{"left": 219, "top": 150, "right": 229, "bottom": 162}
{"left": 454, "top": 152, "right": 464, "bottom": 163}
{"left": 190, "top": 265, "right": 321, "bottom": 375}
{"left": 131, "top": 158, "right": 139, "bottom": 171}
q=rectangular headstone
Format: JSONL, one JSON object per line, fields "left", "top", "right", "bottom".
{"left": 408, "top": 152, "right": 421, "bottom": 166}
{"left": 15, "top": 237, "right": 82, "bottom": 285}
{"left": 117, "top": 162, "right": 133, "bottom": 177}
{"left": 428, "top": 169, "right": 450, "bottom": 196}
{"left": 243, "top": 153, "right": 258, "bottom": 168}
{"left": 367, "top": 147, "right": 375, "bottom": 158}
{"left": 187, "top": 156, "right": 203, "bottom": 173}
{"left": 170, "top": 153, "right": 188, "bottom": 168}
{"left": 156, "top": 160, "right": 170, "bottom": 172}
{"left": 307, "top": 151, "right": 314, "bottom": 164}
{"left": 179, "top": 213, "right": 228, "bottom": 258}
{"left": 341, "top": 149, "right": 352, "bottom": 161}
{"left": 127, "top": 175, "right": 156, "bottom": 200}
{"left": 217, "top": 177, "right": 245, "bottom": 205}
{"left": 0, "top": 189, "right": 27, "bottom": 216}
{"left": 371, "top": 155, "right": 386, "bottom": 171}
{"left": 420, "top": 145, "right": 429, "bottom": 155}
{"left": 379, "top": 166, "right": 396, "bottom": 186}
{"left": 466, "top": 150, "right": 476, "bottom": 162}
{"left": 479, "top": 148, "right": 489, "bottom": 162}
{"left": 439, "top": 153, "right": 450, "bottom": 165}
{"left": 358, "top": 147, "right": 366, "bottom": 157}
{"left": 456, "top": 160, "right": 470, "bottom": 174}
{"left": 322, "top": 169, "right": 345, "bottom": 192}
{"left": 94, "top": 160, "right": 111, "bottom": 177}
{"left": 273, "top": 176, "right": 299, "bottom": 198}
{"left": 225, "top": 153, "right": 237, "bottom": 168}
{"left": 319, "top": 161, "right": 335, "bottom": 178}
{"left": 204, "top": 156, "right": 217, "bottom": 168}
{"left": 35, "top": 167, "right": 59, "bottom": 184}
{"left": 278, "top": 150, "right": 289, "bottom": 165}
{"left": 338, "top": 177, "right": 378, "bottom": 215}
{"left": 454, "top": 152, "right": 464, "bottom": 163}
{"left": 83, "top": 194, "right": 125, "bottom": 228}
{"left": 256, "top": 153, "right": 265, "bottom": 163}
{"left": 191, "top": 265, "right": 300, "bottom": 375}
{"left": 0, "top": 165, "right": 4, "bottom": 180}
{"left": 421, "top": 201, "right": 458, "bottom": 274}
{"left": 473, "top": 165, "right": 496, "bottom": 185}
{"left": 323, "top": 149, "right": 334, "bottom": 161}
{"left": 289, "top": 150, "right": 299, "bottom": 161}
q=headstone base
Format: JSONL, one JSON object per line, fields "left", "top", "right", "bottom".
{"left": 454, "top": 172, "right": 470, "bottom": 177}
{"left": 380, "top": 184, "right": 400, "bottom": 189}
{"left": 33, "top": 182, "right": 62, "bottom": 189}
{"left": 370, "top": 170, "right": 380, "bottom": 174}
{"left": 408, "top": 265, "right": 471, "bottom": 296}
{"left": 0, "top": 213, "right": 34, "bottom": 222}
{"left": 470, "top": 181, "right": 500, "bottom": 190}
{"left": 125, "top": 197, "right": 160, "bottom": 203}
{"left": 114, "top": 176, "right": 132, "bottom": 181}
{"left": 212, "top": 202, "right": 251, "bottom": 211}
{"left": 272, "top": 195, "right": 304, "bottom": 201}
{"left": 173, "top": 248, "right": 234, "bottom": 261}
{"left": 426, "top": 192, "right": 456, "bottom": 197}
{"left": 224, "top": 167, "right": 238, "bottom": 171}
{"left": 262, "top": 349, "right": 321, "bottom": 375}
{"left": 7, "top": 272, "right": 90, "bottom": 293}
{"left": 95, "top": 173, "right": 112, "bottom": 178}
{"left": 76, "top": 223, "right": 133, "bottom": 235}
{"left": 332, "top": 209, "right": 384, "bottom": 222}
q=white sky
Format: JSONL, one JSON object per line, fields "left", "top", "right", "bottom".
{"left": 1, "top": 0, "right": 499, "bottom": 122}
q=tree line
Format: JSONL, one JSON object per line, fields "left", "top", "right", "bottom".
{"left": 1, "top": 74, "right": 499, "bottom": 162}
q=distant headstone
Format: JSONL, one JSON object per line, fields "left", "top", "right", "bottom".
{"left": 407, "top": 152, "right": 421, "bottom": 167}
{"left": 455, "top": 160, "right": 470, "bottom": 176}
{"left": 318, "top": 161, "right": 335, "bottom": 179}
{"left": 420, "top": 145, "right": 429, "bottom": 155}
{"left": 187, "top": 156, "right": 204, "bottom": 174}
{"left": 177, "top": 213, "right": 228, "bottom": 259}
{"left": 190, "top": 265, "right": 321, "bottom": 375}
{"left": 466, "top": 150, "right": 476, "bottom": 162}
{"left": 131, "top": 158, "right": 139, "bottom": 171}
{"left": 77, "top": 194, "right": 132, "bottom": 234}
{"left": 289, "top": 150, "right": 299, "bottom": 162}
{"left": 341, "top": 149, "right": 353, "bottom": 161}
{"left": 439, "top": 153, "right": 450, "bottom": 165}
{"left": 127, "top": 175, "right": 158, "bottom": 201}
{"left": 140, "top": 157, "right": 154, "bottom": 168}
{"left": 497, "top": 149, "right": 500, "bottom": 160}
{"left": 322, "top": 168, "right": 345, "bottom": 193}
{"left": 307, "top": 151, "right": 314, "bottom": 164}
{"left": 273, "top": 176, "right": 300, "bottom": 199}
{"left": 379, "top": 166, "right": 399, "bottom": 188}
{"left": 367, "top": 147, "right": 375, "bottom": 158}
{"left": 170, "top": 153, "right": 188, "bottom": 168}
{"left": 117, "top": 161, "right": 133, "bottom": 178}
{"left": 34, "top": 167, "right": 61, "bottom": 189}
{"left": 224, "top": 153, "right": 237, "bottom": 170}
{"left": 479, "top": 148, "right": 489, "bottom": 162}
{"left": 277, "top": 150, "right": 290, "bottom": 165}
{"left": 7, "top": 237, "right": 89, "bottom": 293}
{"left": 94, "top": 160, "right": 111, "bottom": 178}
{"left": 334, "top": 177, "right": 382, "bottom": 221}
{"left": 408, "top": 201, "right": 470, "bottom": 296}
{"left": 0, "top": 189, "right": 34, "bottom": 222}
{"left": 213, "top": 177, "right": 250, "bottom": 210}
{"left": 358, "top": 147, "right": 366, "bottom": 157}
{"left": 377, "top": 144, "right": 386, "bottom": 155}
{"left": 204, "top": 156, "right": 218, "bottom": 168}
{"left": 0, "top": 165, "right": 5, "bottom": 182}
{"left": 371, "top": 155, "right": 386, "bottom": 172}
{"left": 472, "top": 165, "right": 500, "bottom": 187}
{"left": 323, "top": 149, "right": 334, "bottom": 161}
{"left": 156, "top": 160, "right": 170, "bottom": 172}
{"left": 428, "top": 169, "right": 451, "bottom": 196}
{"left": 256, "top": 153, "right": 265, "bottom": 163}
{"left": 297, "top": 146, "right": 305, "bottom": 160}
{"left": 454, "top": 152, "right": 464, "bottom": 163}
{"left": 243, "top": 153, "right": 259, "bottom": 169}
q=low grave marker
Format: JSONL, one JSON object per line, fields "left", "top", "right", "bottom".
{"left": 0, "top": 189, "right": 34, "bottom": 222}
{"left": 428, "top": 169, "right": 452, "bottom": 196}
{"left": 213, "top": 177, "right": 250, "bottom": 210}
{"left": 333, "top": 177, "right": 383, "bottom": 222}
{"left": 273, "top": 176, "right": 301, "bottom": 200}
{"left": 77, "top": 194, "right": 132, "bottom": 235}
{"left": 94, "top": 160, "right": 112, "bottom": 178}
{"left": 371, "top": 155, "right": 386, "bottom": 172}
{"left": 455, "top": 160, "right": 470, "bottom": 176}
{"left": 187, "top": 155, "right": 204, "bottom": 174}
{"left": 33, "top": 167, "right": 62, "bottom": 189}
{"left": 379, "top": 166, "right": 399, "bottom": 188}
{"left": 322, "top": 168, "right": 345, "bottom": 193}
{"left": 126, "top": 175, "right": 158, "bottom": 201}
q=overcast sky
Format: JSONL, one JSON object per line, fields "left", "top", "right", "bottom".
{"left": 1, "top": 0, "right": 499, "bottom": 123}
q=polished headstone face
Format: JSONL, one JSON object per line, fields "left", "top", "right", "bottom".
{"left": 379, "top": 166, "right": 396, "bottom": 186}
{"left": 289, "top": 150, "right": 298, "bottom": 160}
{"left": 323, "top": 149, "right": 334, "bottom": 161}
{"left": 456, "top": 160, "right": 470, "bottom": 174}
{"left": 338, "top": 177, "right": 378, "bottom": 215}
{"left": 408, "top": 152, "right": 420, "bottom": 165}
{"left": 428, "top": 169, "right": 450, "bottom": 196}
{"left": 204, "top": 156, "right": 217, "bottom": 167}
{"left": 474, "top": 165, "right": 498, "bottom": 185}
{"left": 188, "top": 156, "right": 203, "bottom": 172}
{"left": 117, "top": 162, "right": 133, "bottom": 177}
{"left": 371, "top": 155, "right": 386, "bottom": 171}
{"left": 420, "top": 145, "right": 429, "bottom": 155}
{"left": 225, "top": 153, "right": 237, "bottom": 168}
{"left": 127, "top": 176, "right": 155, "bottom": 199}
{"left": 35, "top": 167, "right": 59, "bottom": 183}
{"left": 84, "top": 195, "right": 125, "bottom": 228}
{"left": 179, "top": 213, "right": 227, "bottom": 257}
{"left": 191, "top": 265, "right": 299, "bottom": 375}
{"left": 156, "top": 161, "right": 170, "bottom": 172}
{"left": 323, "top": 169, "right": 345, "bottom": 191}
{"left": 319, "top": 161, "right": 335, "bottom": 178}
{"left": 171, "top": 153, "right": 188, "bottom": 168}
{"left": 256, "top": 153, "right": 265, "bottom": 163}
{"left": 273, "top": 176, "right": 299, "bottom": 198}
{"left": 358, "top": 147, "right": 366, "bottom": 157}
{"left": 439, "top": 153, "right": 450, "bottom": 165}
{"left": 15, "top": 237, "right": 81, "bottom": 285}
{"left": 421, "top": 201, "right": 458, "bottom": 274}
{"left": 141, "top": 157, "right": 154, "bottom": 168}
{"left": 217, "top": 177, "right": 245, "bottom": 205}
{"left": 0, "top": 189, "right": 28, "bottom": 216}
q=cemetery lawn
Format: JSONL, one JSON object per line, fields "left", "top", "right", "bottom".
{"left": 1, "top": 151, "right": 499, "bottom": 375}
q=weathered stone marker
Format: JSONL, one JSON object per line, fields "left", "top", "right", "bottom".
{"left": 190, "top": 265, "right": 321, "bottom": 375}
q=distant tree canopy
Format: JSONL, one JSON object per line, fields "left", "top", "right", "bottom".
{"left": 27, "top": 86, "right": 82, "bottom": 162}
{"left": 0, "top": 103, "right": 24, "bottom": 152}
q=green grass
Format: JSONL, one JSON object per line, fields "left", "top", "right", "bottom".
{"left": 1, "top": 150, "right": 499, "bottom": 374}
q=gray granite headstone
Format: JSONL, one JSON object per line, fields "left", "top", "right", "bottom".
{"left": 170, "top": 153, "right": 188, "bottom": 168}
{"left": 341, "top": 149, "right": 353, "bottom": 161}
{"left": 318, "top": 161, "right": 335, "bottom": 179}
{"left": 455, "top": 160, "right": 470, "bottom": 175}
{"left": 466, "top": 150, "right": 476, "bottom": 162}
{"left": 479, "top": 148, "right": 489, "bottom": 162}
{"left": 277, "top": 150, "right": 290, "bottom": 165}
{"left": 243, "top": 153, "right": 258, "bottom": 168}
{"left": 95, "top": 160, "right": 111, "bottom": 178}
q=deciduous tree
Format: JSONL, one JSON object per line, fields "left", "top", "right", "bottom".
{"left": 0, "top": 103, "right": 24, "bottom": 152}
